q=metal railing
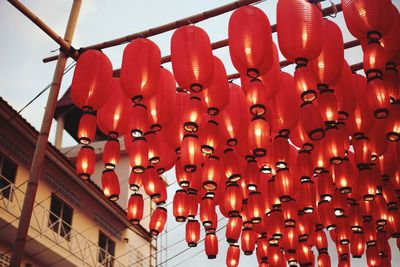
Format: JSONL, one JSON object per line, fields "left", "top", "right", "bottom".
{"left": 0, "top": 175, "right": 128, "bottom": 267}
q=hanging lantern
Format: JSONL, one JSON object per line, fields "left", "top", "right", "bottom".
{"left": 228, "top": 6, "right": 273, "bottom": 78}
{"left": 185, "top": 219, "right": 200, "bottom": 247}
{"left": 149, "top": 207, "right": 167, "bottom": 236}
{"left": 318, "top": 200, "right": 336, "bottom": 230}
{"left": 173, "top": 189, "right": 188, "bottom": 222}
{"left": 205, "top": 233, "right": 218, "bottom": 259}
{"left": 241, "top": 227, "right": 257, "bottom": 255}
{"left": 386, "top": 99, "right": 400, "bottom": 141}
{"left": 275, "top": 168, "right": 294, "bottom": 202}
{"left": 202, "top": 155, "right": 223, "bottom": 191}
{"left": 171, "top": 25, "right": 214, "bottom": 92}
{"left": 311, "top": 19, "right": 344, "bottom": 89}
{"left": 143, "top": 166, "right": 162, "bottom": 199}
{"left": 221, "top": 83, "right": 249, "bottom": 146}
{"left": 156, "top": 131, "right": 177, "bottom": 174}
{"left": 202, "top": 56, "right": 230, "bottom": 115}
{"left": 222, "top": 148, "right": 242, "bottom": 181}
{"left": 299, "top": 178, "right": 316, "bottom": 213}
{"left": 101, "top": 169, "right": 120, "bottom": 201}
{"left": 300, "top": 102, "right": 325, "bottom": 141}
{"left": 144, "top": 131, "right": 161, "bottom": 165}
{"left": 271, "top": 135, "right": 290, "bottom": 169}
{"left": 241, "top": 77, "right": 267, "bottom": 116}
{"left": 129, "top": 103, "right": 150, "bottom": 137}
{"left": 314, "top": 226, "right": 328, "bottom": 251}
{"left": 120, "top": 38, "right": 160, "bottom": 102}
{"left": 200, "top": 196, "right": 216, "bottom": 227}
{"left": 318, "top": 251, "right": 331, "bottom": 267}
{"left": 226, "top": 215, "right": 243, "bottom": 243}
{"left": 71, "top": 50, "right": 112, "bottom": 110}
{"left": 317, "top": 89, "right": 339, "bottom": 123}
{"left": 76, "top": 145, "right": 96, "bottom": 180}
{"left": 180, "top": 134, "right": 202, "bottom": 173}
{"left": 128, "top": 137, "right": 148, "bottom": 173}
{"left": 351, "top": 231, "right": 365, "bottom": 258}
{"left": 145, "top": 67, "right": 176, "bottom": 131}
{"left": 129, "top": 170, "right": 143, "bottom": 191}
{"left": 336, "top": 215, "right": 351, "bottom": 245}
{"left": 222, "top": 182, "right": 243, "bottom": 217}
{"left": 294, "top": 63, "right": 318, "bottom": 102}
{"left": 127, "top": 193, "right": 144, "bottom": 224}
{"left": 256, "top": 236, "right": 269, "bottom": 263}
{"left": 297, "top": 242, "right": 313, "bottom": 266}
{"left": 175, "top": 157, "right": 191, "bottom": 188}
{"left": 363, "top": 41, "right": 387, "bottom": 79}
{"left": 248, "top": 116, "right": 270, "bottom": 157}
{"left": 334, "top": 61, "right": 357, "bottom": 120}
{"left": 366, "top": 77, "right": 390, "bottom": 118}
{"left": 182, "top": 96, "right": 204, "bottom": 132}
{"left": 200, "top": 119, "right": 222, "bottom": 155}
{"left": 352, "top": 134, "right": 371, "bottom": 166}
{"left": 226, "top": 244, "right": 240, "bottom": 267}
{"left": 341, "top": 0, "right": 394, "bottom": 42}
{"left": 103, "top": 138, "right": 120, "bottom": 169}
{"left": 317, "top": 170, "right": 334, "bottom": 201}
{"left": 276, "top": 0, "right": 323, "bottom": 64}
{"left": 77, "top": 112, "right": 97, "bottom": 144}
{"left": 248, "top": 191, "right": 264, "bottom": 224}
{"left": 357, "top": 165, "right": 377, "bottom": 201}
{"left": 244, "top": 158, "right": 260, "bottom": 191}
{"left": 267, "top": 206, "right": 284, "bottom": 239}
{"left": 366, "top": 244, "right": 381, "bottom": 267}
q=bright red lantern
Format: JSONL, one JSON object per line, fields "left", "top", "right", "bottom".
{"left": 366, "top": 244, "right": 381, "bottom": 267}
{"left": 202, "top": 56, "right": 230, "bottom": 115}
{"left": 228, "top": 6, "right": 273, "bottom": 78}
{"left": 222, "top": 148, "right": 242, "bottom": 181}
{"left": 226, "top": 244, "right": 240, "bottom": 267}
{"left": 386, "top": 100, "right": 400, "bottom": 141}
{"left": 314, "top": 226, "right": 328, "bottom": 250}
{"left": 180, "top": 134, "right": 202, "bottom": 173}
{"left": 267, "top": 207, "right": 284, "bottom": 239}
{"left": 205, "top": 233, "right": 218, "bottom": 259}
{"left": 202, "top": 155, "right": 223, "bottom": 191}
{"left": 336, "top": 215, "right": 351, "bottom": 245}
{"left": 241, "top": 227, "right": 257, "bottom": 255}
{"left": 175, "top": 157, "right": 191, "bottom": 188}
{"left": 248, "top": 116, "right": 270, "bottom": 157}
{"left": 334, "top": 157, "right": 355, "bottom": 194}
{"left": 143, "top": 166, "right": 162, "bottom": 199}
{"left": 311, "top": 19, "right": 344, "bottom": 88}
{"left": 127, "top": 193, "right": 144, "bottom": 224}
{"left": 120, "top": 38, "right": 160, "bottom": 102}
{"left": 76, "top": 145, "right": 96, "bottom": 180}
{"left": 294, "top": 63, "right": 318, "bottom": 102}
{"left": 352, "top": 135, "right": 371, "bottom": 166}
{"left": 101, "top": 169, "right": 120, "bottom": 201}
{"left": 145, "top": 67, "right": 176, "bottom": 131}
{"left": 277, "top": 0, "right": 323, "bottom": 63}
{"left": 226, "top": 215, "right": 243, "bottom": 243}
{"left": 357, "top": 165, "right": 377, "bottom": 201}
{"left": 221, "top": 83, "right": 249, "bottom": 146}
{"left": 173, "top": 189, "right": 188, "bottom": 222}
{"left": 275, "top": 168, "right": 294, "bottom": 202}
{"left": 200, "top": 196, "right": 216, "bottom": 227}
{"left": 171, "top": 25, "right": 214, "bottom": 92}
{"left": 334, "top": 61, "right": 357, "bottom": 119}
{"left": 317, "top": 89, "right": 339, "bottom": 123}
{"left": 77, "top": 112, "right": 97, "bottom": 144}
{"left": 318, "top": 251, "right": 331, "bottom": 267}
{"left": 317, "top": 170, "right": 334, "bottom": 201}
{"left": 248, "top": 191, "right": 264, "bottom": 224}
{"left": 71, "top": 50, "right": 112, "bottom": 110}
{"left": 128, "top": 170, "right": 143, "bottom": 191}
{"left": 103, "top": 139, "right": 120, "bottom": 169}
{"left": 144, "top": 131, "right": 162, "bottom": 165}
{"left": 149, "top": 207, "right": 167, "bottom": 236}
{"left": 129, "top": 103, "right": 150, "bottom": 137}
{"left": 366, "top": 77, "right": 390, "bottom": 118}
{"left": 297, "top": 242, "right": 313, "bottom": 266}
{"left": 363, "top": 41, "right": 387, "bottom": 78}
{"left": 222, "top": 182, "right": 243, "bottom": 217}
{"left": 324, "top": 125, "right": 347, "bottom": 165}
{"left": 300, "top": 101, "right": 325, "bottom": 141}
{"left": 351, "top": 231, "right": 365, "bottom": 258}
{"left": 200, "top": 120, "right": 222, "bottom": 155}
{"left": 244, "top": 158, "right": 260, "bottom": 191}
{"left": 271, "top": 135, "right": 290, "bottom": 169}
{"left": 128, "top": 137, "right": 148, "bottom": 173}
{"left": 318, "top": 200, "right": 336, "bottom": 230}
{"left": 185, "top": 219, "right": 200, "bottom": 247}
{"left": 182, "top": 96, "right": 204, "bottom": 132}
{"left": 299, "top": 178, "right": 316, "bottom": 213}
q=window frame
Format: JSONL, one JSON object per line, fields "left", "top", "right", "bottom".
{"left": 48, "top": 193, "right": 74, "bottom": 241}
{"left": 98, "top": 231, "right": 116, "bottom": 267}
{"left": 0, "top": 153, "right": 18, "bottom": 201}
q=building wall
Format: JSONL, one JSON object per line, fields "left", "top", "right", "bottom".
{"left": 0, "top": 101, "right": 155, "bottom": 267}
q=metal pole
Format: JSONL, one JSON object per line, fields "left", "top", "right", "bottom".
{"left": 9, "top": 0, "right": 81, "bottom": 266}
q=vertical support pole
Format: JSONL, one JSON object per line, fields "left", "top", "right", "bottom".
{"left": 54, "top": 115, "right": 64, "bottom": 149}
{"left": 9, "top": 1, "right": 81, "bottom": 266}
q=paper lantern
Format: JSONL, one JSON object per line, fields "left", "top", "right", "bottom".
{"left": 180, "top": 134, "right": 202, "bottom": 173}
{"left": 77, "top": 112, "right": 97, "bottom": 144}
{"left": 300, "top": 102, "right": 325, "bottom": 141}
{"left": 128, "top": 170, "right": 143, "bottom": 191}
{"left": 103, "top": 139, "right": 120, "bottom": 169}
{"left": 226, "top": 244, "right": 240, "bottom": 267}
{"left": 248, "top": 116, "right": 270, "bottom": 157}
{"left": 149, "top": 207, "right": 167, "bottom": 236}
{"left": 241, "top": 227, "right": 257, "bottom": 255}
{"left": 202, "top": 155, "right": 223, "bottom": 191}
{"left": 200, "top": 120, "right": 222, "bottom": 155}
{"left": 129, "top": 103, "right": 150, "bottom": 137}
{"left": 222, "top": 182, "right": 243, "bottom": 217}
{"left": 186, "top": 219, "right": 200, "bottom": 247}
{"left": 205, "top": 233, "right": 218, "bottom": 259}
{"left": 173, "top": 189, "right": 189, "bottom": 222}
{"left": 101, "top": 169, "right": 120, "bottom": 201}
{"left": 366, "top": 77, "right": 390, "bottom": 118}
{"left": 128, "top": 137, "right": 148, "bottom": 173}
{"left": 182, "top": 96, "right": 204, "bottom": 132}
{"left": 226, "top": 215, "right": 243, "bottom": 243}
{"left": 76, "top": 145, "right": 95, "bottom": 180}
{"left": 244, "top": 158, "right": 260, "bottom": 191}
{"left": 127, "top": 193, "right": 144, "bottom": 224}
{"left": 294, "top": 63, "right": 318, "bottom": 102}
{"left": 120, "top": 38, "right": 160, "bottom": 102}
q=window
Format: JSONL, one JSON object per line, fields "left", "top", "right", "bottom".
{"left": 98, "top": 231, "right": 115, "bottom": 267}
{"left": 49, "top": 194, "right": 73, "bottom": 240}
{"left": 0, "top": 153, "right": 18, "bottom": 200}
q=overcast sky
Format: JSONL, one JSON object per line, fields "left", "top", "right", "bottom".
{"left": 1, "top": 0, "right": 399, "bottom": 266}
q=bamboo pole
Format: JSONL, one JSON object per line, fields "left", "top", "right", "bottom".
{"left": 9, "top": 1, "right": 82, "bottom": 266}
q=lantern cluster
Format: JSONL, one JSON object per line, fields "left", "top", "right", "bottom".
{"left": 70, "top": 1, "right": 400, "bottom": 266}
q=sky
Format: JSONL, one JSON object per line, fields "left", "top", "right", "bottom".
{"left": 1, "top": 0, "right": 400, "bottom": 266}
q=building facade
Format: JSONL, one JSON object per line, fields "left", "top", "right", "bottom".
{"left": 0, "top": 97, "right": 156, "bottom": 267}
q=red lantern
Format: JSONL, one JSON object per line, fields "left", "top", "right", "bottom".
{"left": 275, "top": 168, "right": 294, "bottom": 202}
{"left": 180, "top": 134, "right": 202, "bottom": 173}
{"left": 241, "top": 227, "right": 257, "bottom": 255}
{"left": 145, "top": 67, "right": 176, "bottom": 130}
{"left": 143, "top": 166, "right": 162, "bottom": 199}
{"left": 127, "top": 193, "right": 144, "bottom": 224}
{"left": 149, "top": 207, "right": 167, "bottom": 236}
{"left": 244, "top": 158, "right": 260, "bottom": 191}
{"left": 268, "top": 243, "right": 284, "bottom": 267}
{"left": 248, "top": 191, "right": 264, "bottom": 224}
{"left": 267, "top": 207, "right": 284, "bottom": 239}
{"left": 182, "top": 96, "right": 204, "bottom": 132}
{"left": 318, "top": 251, "right": 331, "bottom": 267}
{"left": 221, "top": 83, "right": 249, "bottom": 146}
{"left": 222, "top": 182, "right": 243, "bottom": 217}
{"left": 276, "top": 0, "right": 323, "bottom": 63}
{"left": 352, "top": 134, "right": 371, "bottom": 166}
{"left": 297, "top": 242, "right": 313, "bottom": 266}
{"left": 129, "top": 103, "right": 150, "bottom": 137}
{"left": 173, "top": 189, "right": 188, "bottom": 222}
{"left": 351, "top": 231, "right": 365, "bottom": 258}
{"left": 226, "top": 244, "right": 240, "bottom": 267}
{"left": 200, "top": 197, "right": 216, "bottom": 227}
{"left": 271, "top": 135, "right": 290, "bottom": 169}
{"left": 128, "top": 137, "right": 148, "bottom": 173}
{"left": 77, "top": 112, "right": 97, "bottom": 144}
{"left": 101, "top": 169, "right": 120, "bottom": 201}
{"left": 120, "top": 38, "right": 160, "bottom": 102}
{"left": 384, "top": 64, "right": 400, "bottom": 99}
{"left": 266, "top": 72, "right": 300, "bottom": 135}
{"left": 317, "top": 170, "right": 334, "bottom": 201}
{"left": 311, "top": 19, "right": 344, "bottom": 88}
{"left": 314, "top": 226, "right": 328, "bottom": 250}
{"left": 200, "top": 120, "right": 222, "bottom": 155}
{"left": 357, "top": 165, "right": 377, "bottom": 201}
{"left": 363, "top": 41, "right": 387, "bottom": 77}
{"left": 366, "top": 244, "right": 381, "bottom": 267}
{"left": 185, "top": 219, "right": 200, "bottom": 247}
{"left": 171, "top": 25, "right": 214, "bottom": 92}
{"left": 318, "top": 200, "right": 336, "bottom": 230}
{"left": 202, "top": 56, "right": 230, "bottom": 115}
{"left": 226, "top": 215, "right": 243, "bottom": 243}
{"left": 202, "top": 155, "right": 223, "bottom": 192}
{"left": 317, "top": 89, "right": 339, "bottom": 123}
{"left": 341, "top": 0, "right": 394, "bottom": 42}
{"left": 386, "top": 100, "right": 400, "bottom": 141}
{"left": 71, "top": 50, "right": 112, "bottom": 110}
{"left": 103, "top": 139, "right": 120, "bottom": 169}
{"left": 334, "top": 61, "right": 357, "bottom": 119}
{"left": 205, "top": 233, "right": 218, "bottom": 259}
{"left": 299, "top": 178, "right": 316, "bottom": 213}
{"left": 300, "top": 101, "right": 325, "bottom": 141}
{"left": 366, "top": 77, "right": 390, "bottom": 118}
{"left": 336, "top": 215, "right": 351, "bottom": 245}
{"left": 175, "top": 157, "right": 191, "bottom": 188}
{"left": 294, "top": 64, "right": 318, "bottom": 102}
{"left": 248, "top": 116, "right": 270, "bottom": 157}
{"left": 187, "top": 189, "right": 198, "bottom": 219}
{"left": 222, "top": 148, "right": 242, "bottom": 181}
{"left": 76, "top": 145, "right": 95, "bottom": 180}
{"left": 228, "top": 6, "right": 273, "bottom": 78}
{"left": 128, "top": 170, "right": 143, "bottom": 191}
